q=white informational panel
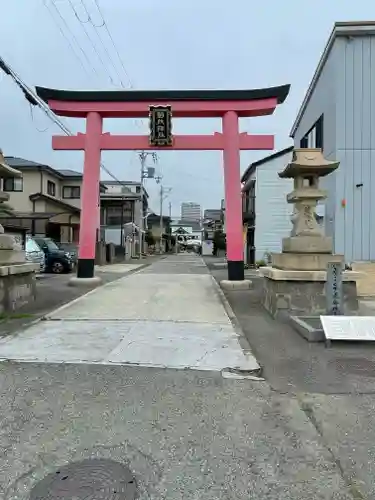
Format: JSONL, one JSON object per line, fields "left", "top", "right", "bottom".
{"left": 320, "top": 316, "right": 375, "bottom": 342}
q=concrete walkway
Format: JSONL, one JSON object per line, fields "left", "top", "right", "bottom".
{"left": 0, "top": 254, "right": 258, "bottom": 372}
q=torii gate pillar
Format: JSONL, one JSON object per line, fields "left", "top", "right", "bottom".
{"left": 222, "top": 110, "right": 243, "bottom": 280}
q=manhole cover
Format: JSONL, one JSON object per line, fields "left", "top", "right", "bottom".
{"left": 30, "top": 458, "right": 137, "bottom": 499}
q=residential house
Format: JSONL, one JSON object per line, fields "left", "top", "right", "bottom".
{"left": 241, "top": 147, "right": 294, "bottom": 266}
{"left": 290, "top": 21, "right": 375, "bottom": 262}
{"left": 100, "top": 180, "right": 149, "bottom": 246}
{"left": 2, "top": 156, "right": 105, "bottom": 243}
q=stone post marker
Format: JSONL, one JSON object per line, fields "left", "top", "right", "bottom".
{"left": 261, "top": 148, "right": 361, "bottom": 318}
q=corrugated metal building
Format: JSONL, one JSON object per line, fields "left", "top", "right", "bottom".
{"left": 241, "top": 147, "right": 293, "bottom": 264}
{"left": 290, "top": 21, "right": 375, "bottom": 262}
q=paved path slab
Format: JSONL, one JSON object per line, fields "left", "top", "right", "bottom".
{"left": 0, "top": 255, "right": 259, "bottom": 372}
{"left": 95, "top": 263, "right": 144, "bottom": 273}
{"left": 48, "top": 273, "right": 230, "bottom": 323}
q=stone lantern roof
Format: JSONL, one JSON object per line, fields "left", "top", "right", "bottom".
{"left": 278, "top": 148, "right": 339, "bottom": 179}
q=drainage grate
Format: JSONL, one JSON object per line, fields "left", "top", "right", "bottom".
{"left": 30, "top": 458, "right": 137, "bottom": 500}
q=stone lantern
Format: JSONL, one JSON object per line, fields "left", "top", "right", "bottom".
{"left": 272, "top": 148, "right": 342, "bottom": 271}
{"left": 261, "top": 148, "right": 360, "bottom": 319}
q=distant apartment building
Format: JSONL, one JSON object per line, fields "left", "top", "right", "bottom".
{"left": 181, "top": 202, "right": 201, "bottom": 221}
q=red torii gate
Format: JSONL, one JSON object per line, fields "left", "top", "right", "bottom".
{"left": 36, "top": 85, "right": 290, "bottom": 283}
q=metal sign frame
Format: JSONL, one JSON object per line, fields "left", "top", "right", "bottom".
{"left": 149, "top": 105, "right": 173, "bottom": 147}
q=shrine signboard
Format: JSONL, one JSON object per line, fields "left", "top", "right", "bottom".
{"left": 149, "top": 105, "right": 173, "bottom": 146}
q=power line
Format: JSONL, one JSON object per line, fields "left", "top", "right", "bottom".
{"left": 88, "top": 0, "right": 151, "bottom": 149}
{"left": 43, "top": 1, "right": 145, "bottom": 183}
{"left": 91, "top": 0, "right": 134, "bottom": 86}
{"left": 64, "top": 0, "right": 116, "bottom": 85}
{"left": 43, "top": 0, "right": 92, "bottom": 78}
{"left": 62, "top": 0, "right": 150, "bottom": 158}
{"left": 47, "top": 0, "right": 99, "bottom": 78}
{"left": 0, "top": 54, "right": 130, "bottom": 187}
{"left": 69, "top": 0, "right": 128, "bottom": 87}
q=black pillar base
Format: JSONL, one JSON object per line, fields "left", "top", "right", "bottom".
{"left": 227, "top": 260, "right": 244, "bottom": 281}
{"left": 77, "top": 258, "right": 95, "bottom": 278}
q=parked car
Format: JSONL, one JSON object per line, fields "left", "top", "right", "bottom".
{"left": 33, "top": 237, "right": 74, "bottom": 274}
{"left": 25, "top": 236, "right": 45, "bottom": 273}
{"left": 56, "top": 242, "right": 78, "bottom": 266}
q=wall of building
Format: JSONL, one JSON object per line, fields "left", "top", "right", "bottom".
{"left": 292, "top": 42, "right": 339, "bottom": 249}
{"left": 254, "top": 151, "right": 293, "bottom": 260}
{"left": 293, "top": 44, "right": 338, "bottom": 157}
{"left": 6, "top": 171, "right": 41, "bottom": 212}
{"left": 333, "top": 35, "right": 375, "bottom": 261}
{"left": 41, "top": 171, "right": 61, "bottom": 199}
{"left": 60, "top": 178, "right": 83, "bottom": 209}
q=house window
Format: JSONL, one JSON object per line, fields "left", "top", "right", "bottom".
{"left": 47, "top": 180, "right": 56, "bottom": 197}
{"left": 3, "top": 177, "right": 23, "bottom": 192}
{"left": 300, "top": 115, "right": 324, "bottom": 150}
{"left": 63, "top": 186, "right": 80, "bottom": 199}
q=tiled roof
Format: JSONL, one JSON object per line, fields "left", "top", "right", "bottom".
{"left": 5, "top": 156, "right": 49, "bottom": 169}
{"left": 57, "top": 169, "right": 82, "bottom": 177}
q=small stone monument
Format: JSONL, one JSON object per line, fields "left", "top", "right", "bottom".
{"left": 0, "top": 151, "right": 38, "bottom": 312}
{"left": 261, "top": 148, "right": 360, "bottom": 318}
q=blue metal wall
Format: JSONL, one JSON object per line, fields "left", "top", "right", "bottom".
{"left": 294, "top": 34, "right": 375, "bottom": 262}
{"left": 335, "top": 36, "right": 375, "bottom": 262}
{"left": 293, "top": 43, "right": 339, "bottom": 246}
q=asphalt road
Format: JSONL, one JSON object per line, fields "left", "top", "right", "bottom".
{"left": 208, "top": 259, "right": 375, "bottom": 499}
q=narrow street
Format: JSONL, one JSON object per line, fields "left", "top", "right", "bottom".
{"left": 0, "top": 255, "right": 353, "bottom": 499}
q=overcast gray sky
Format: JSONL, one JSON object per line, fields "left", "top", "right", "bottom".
{"left": 0, "top": 0, "right": 373, "bottom": 214}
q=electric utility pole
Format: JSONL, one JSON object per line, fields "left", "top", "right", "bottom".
{"left": 138, "top": 151, "right": 157, "bottom": 256}
{"left": 156, "top": 175, "right": 171, "bottom": 253}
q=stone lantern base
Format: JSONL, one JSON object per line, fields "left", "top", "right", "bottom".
{"left": 271, "top": 251, "right": 344, "bottom": 272}
{"left": 261, "top": 267, "right": 361, "bottom": 319}
{"left": 282, "top": 235, "right": 333, "bottom": 254}
{"left": 0, "top": 263, "right": 39, "bottom": 313}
